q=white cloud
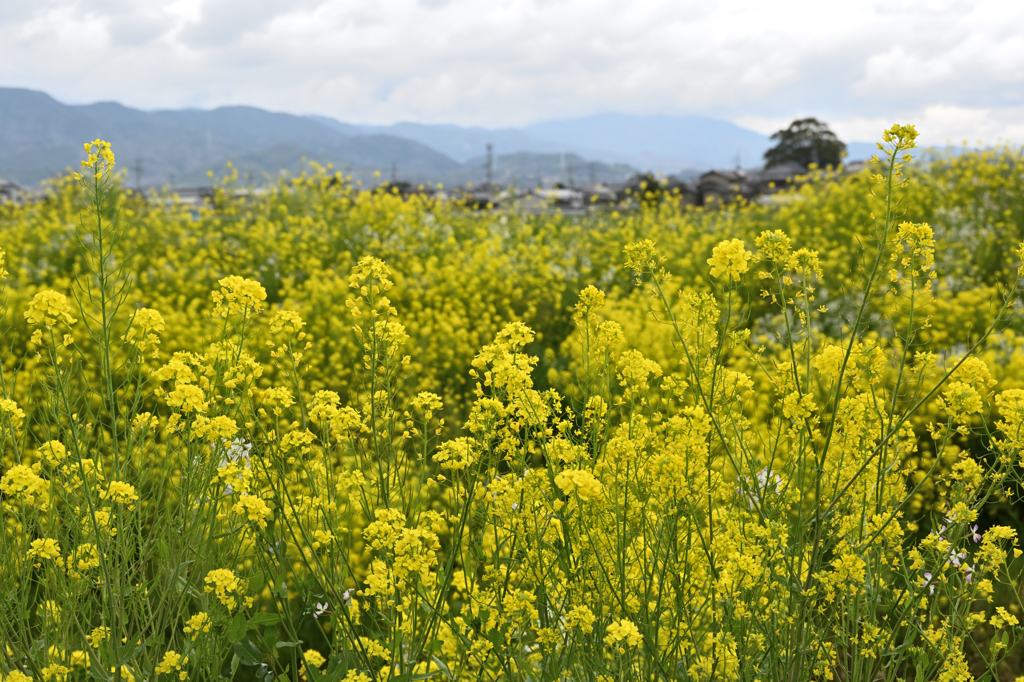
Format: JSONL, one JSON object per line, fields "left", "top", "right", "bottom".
{"left": 0, "top": 0, "right": 1022, "bottom": 143}
{"left": 835, "top": 106, "right": 1024, "bottom": 147}
{"left": 740, "top": 105, "right": 1024, "bottom": 148}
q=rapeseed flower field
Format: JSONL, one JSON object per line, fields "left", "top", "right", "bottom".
{"left": 3, "top": 127, "right": 1024, "bottom": 681}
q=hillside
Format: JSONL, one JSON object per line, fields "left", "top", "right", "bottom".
{"left": 0, "top": 87, "right": 875, "bottom": 188}
{"left": 0, "top": 88, "right": 460, "bottom": 187}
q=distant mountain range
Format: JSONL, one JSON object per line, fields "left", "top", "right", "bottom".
{"left": 0, "top": 87, "right": 875, "bottom": 188}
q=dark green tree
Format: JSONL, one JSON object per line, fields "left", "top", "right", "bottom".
{"left": 764, "top": 118, "right": 847, "bottom": 169}
{"left": 620, "top": 172, "right": 667, "bottom": 206}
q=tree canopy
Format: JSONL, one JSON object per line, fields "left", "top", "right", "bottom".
{"left": 764, "top": 118, "right": 847, "bottom": 169}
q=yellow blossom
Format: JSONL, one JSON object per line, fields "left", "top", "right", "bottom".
{"left": 27, "top": 538, "right": 61, "bottom": 566}
{"left": 211, "top": 276, "right": 267, "bottom": 318}
{"left": 0, "top": 465, "right": 49, "bottom": 509}
{"left": 555, "top": 469, "right": 604, "bottom": 502}
{"left": 25, "top": 290, "right": 77, "bottom": 327}
{"left": 204, "top": 569, "right": 250, "bottom": 611}
{"left": 155, "top": 650, "right": 188, "bottom": 680}
{"left": 183, "top": 613, "right": 212, "bottom": 638}
{"left": 604, "top": 619, "right": 642, "bottom": 649}
{"left": 102, "top": 481, "right": 139, "bottom": 508}
{"left": 707, "top": 238, "right": 752, "bottom": 281}
{"left": 232, "top": 494, "right": 273, "bottom": 529}
{"left": 86, "top": 626, "right": 110, "bottom": 648}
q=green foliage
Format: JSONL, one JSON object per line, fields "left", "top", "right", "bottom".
{"left": 764, "top": 117, "right": 847, "bottom": 168}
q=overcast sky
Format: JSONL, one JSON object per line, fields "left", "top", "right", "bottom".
{"left": 2, "top": 0, "right": 1022, "bottom": 145}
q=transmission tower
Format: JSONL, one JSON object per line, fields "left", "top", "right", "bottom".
{"left": 485, "top": 143, "right": 493, "bottom": 187}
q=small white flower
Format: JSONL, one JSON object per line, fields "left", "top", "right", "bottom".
{"left": 738, "top": 468, "right": 783, "bottom": 510}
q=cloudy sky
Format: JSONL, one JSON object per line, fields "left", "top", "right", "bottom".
{"left": 2, "top": 0, "right": 1023, "bottom": 145}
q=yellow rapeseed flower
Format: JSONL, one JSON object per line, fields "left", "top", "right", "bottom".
{"left": 25, "top": 290, "right": 77, "bottom": 328}
{"left": 183, "top": 612, "right": 212, "bottom": 639}
{"left": 0, "top": 399, "right": 26, "bottom": 428}
{"left": 211, "top": 276, "right": 267, "bottom": 318}
{"left": 0, "top": 465, "right": 49, "bottom": 509}
{"left": 155, "top": 650, "right": 188, "bottom": 680}
{"left": 433, "top": 437, "right": 477, "bottom": 471}
{"left": 604, "top": 618, "right": 642, "bottom": 649}
{"left": 78, "top": 139, "right": 116, "bottom": 179}
{"left": 86, "top": 626, "right": 110, "bottom": 648}
{"left": 204, "top": 569, "right": 250, "bottom": 611}
{"left": 231, "top": 494, "right": 273, "bottom": 530}
{"left": 102, "top": 481, "right": 140, "bottom": 509}
{"left": 707, "top": 238, "right": 753, "bottom": 281}
{"left": 27, "top": 538, "right": 61, "bottom": 566}
{"left": 555, "top": 469, "right": 603, "bottom": 502}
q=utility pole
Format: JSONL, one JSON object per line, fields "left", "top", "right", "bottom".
{"left": 589, "top": 162, "right": 596, "bottom": 188}
{"left": 485, "top": 143, "right": 493, "bottom": 187}
{"left": 391, "top": 161, "right": 397, "bottom": 184}
{"left": 567, "top": 164, "right": 574, "bottom": 189}
{"left": 134, "top": 158, "right": 143, "bottom": 191}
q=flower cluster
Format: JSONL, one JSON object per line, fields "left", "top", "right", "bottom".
{"left": 211, "top": 276, "right": 267, "bottom": 318}
{"left": 4, "top": 130, "right": 1024, "bottom": 682}
{"left": 77, "top": 139, "right": 116, "bottom": 179}
{"left": 203, "top": 569, "right": 251, "bottom": 612}
{"left": 707, "top": 238, "right": 753, "bottom": 281}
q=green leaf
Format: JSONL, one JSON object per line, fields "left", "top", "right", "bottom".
{"left": 226, "top": 612, "right": 248, "bottom": 643}
{"left": 249, "top": 569, "right": 265, "bottom": 594}
{"left": 306, "top": 664, "right": 324, "bottom": 682}
{"left": 323, "top": 653, "right": 347, "bottom": 682}
{"left": 251, "top": 612, "right": 281, "bottom": 626}
{"left": 276, "top": 640, "right": 303, "bottom": 649}
{"left": 173, "top": 560, "right": 199, "bottom": 596}
{"left": 232, "top": 641, "right": 262, "bottom": 666}
{"left": 263, "top": 625, "right": 279, "bottom": 656}
{"left": 230, "top": 653, "right": 241, "bottom": 677}
{"left": 485, "top": 627, "right": 505, "bottom": 648}
{"left": 430, "top": 656, "right": 454, "bottom": 681}
{"left": 88, "top": 654, "right": 107, "bottom": 681}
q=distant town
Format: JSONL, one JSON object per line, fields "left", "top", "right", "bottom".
{"left": 0, "top": 155, "right": 867, "bottom": 214}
